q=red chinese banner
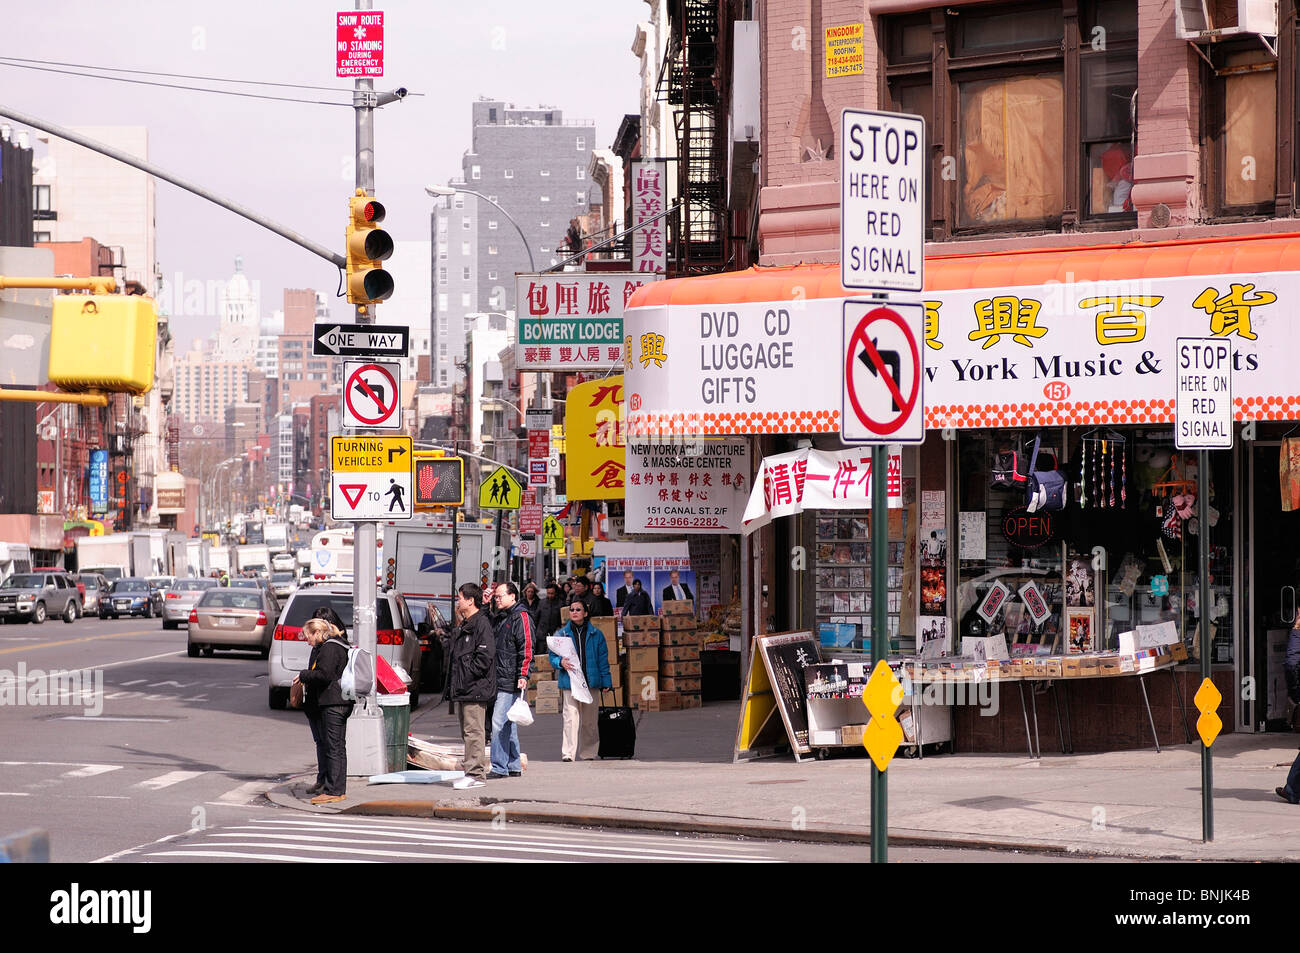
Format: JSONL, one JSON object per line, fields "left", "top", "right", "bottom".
{"left": 742, "top": 446, "right": 902, "bottom": 535}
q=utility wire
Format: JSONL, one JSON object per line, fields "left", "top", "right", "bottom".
{"left": 0, "top": 54, "right": 346, "bottom": 91}
{"left": 0, "top": 60, "right": 351, "bottom": 106}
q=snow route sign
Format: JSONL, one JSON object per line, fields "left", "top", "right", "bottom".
{"left": 336, "top": 10, "right": 384, "bottom": 78}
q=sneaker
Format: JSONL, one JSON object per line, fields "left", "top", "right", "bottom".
{"left": 509, "top": 771, "right": 522, "bottom": 777}
{"left": 453, "top": 777, "right": 486, "bottom": 789}
{"left": 486, "top": 772, "right": 508, "bottom": 780}
{"left": 310, "top": 793, "right": 346, "bottom": 805}
{"left": 562, "top": 757, "right": 573, "bottom": 763}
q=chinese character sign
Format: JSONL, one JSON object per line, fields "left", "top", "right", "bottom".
{"left": 632, "top": 159, "right": 668, "bottom": 275}
{"left": 516, "top": 273, "right": 662, "bottom": 371}
{"left": 89, "top": 449, "right": 109, "bottom": 513}
{"left": 564, "top": 375, "right": 627, "bottom": 501}
{"left": 625, "top": 438, "right": 751, "bottom": 534}
{"left": 741, "top": 446, "right": 903, "bottom": 535}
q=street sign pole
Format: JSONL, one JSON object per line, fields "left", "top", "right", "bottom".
{"left": 871, "top": 442, "right": 888, "bottom": 864}
{"left": 1200, "top": 450, "right": 1213, "bottom": 843}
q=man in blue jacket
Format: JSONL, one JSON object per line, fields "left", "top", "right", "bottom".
{"left": 488, "top": 582, "right": 533, "bottom": 779}
{"left": 548, "top": 597, "right": 611, "bottom": 762}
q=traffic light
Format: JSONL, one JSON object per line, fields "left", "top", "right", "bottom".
{"left": 346, "top": 189, "right": 394, "bottom": 307}
{"left": 412, "top": 452, "right": 464, "bottom": 509}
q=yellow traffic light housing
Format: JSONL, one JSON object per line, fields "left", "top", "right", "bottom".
{"left": 48, "top": 294, "right": 157, "bottom": 394}
{"left": 346, "top": 189, "right": 394, "bottom": 307}
{"left": 413, "top": 451, "right": 464, "bottom": 509}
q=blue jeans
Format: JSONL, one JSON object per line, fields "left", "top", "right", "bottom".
{"left": 490, "top": 690, "right": 522, "bottom": 775}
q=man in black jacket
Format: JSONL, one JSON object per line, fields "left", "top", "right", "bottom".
{"left": 536, "top": 582, "right": 563, "bottom": 653}
{"left": 447, "top": 582, "right": 496, "bottom": 789}
{"left": 488, "top": 582, "right": 534, "bottom": 779}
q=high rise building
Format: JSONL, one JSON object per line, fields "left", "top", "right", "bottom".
{"left": 431, "top": 100, "right": 596, "bottom": 388}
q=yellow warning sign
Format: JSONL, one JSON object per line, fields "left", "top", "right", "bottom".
{"left": 1194, "top": 678, "right": 1223, "bottom": 747}
{"left": 861, "top": 660, "right": 904, "bottom": 771}
{"left": 479, "top": 466, "right": 522, "bottom": 510}
{"left": 825, "top": 23, "right": 864, "bottom": 78}
{"left": 331, "top": 436, "right": 412, "bottom": 473}
{"left": 543, "top": 515, "right": 564, "bottom": 550}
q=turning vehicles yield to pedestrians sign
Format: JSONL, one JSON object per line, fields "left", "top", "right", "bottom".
{"left": 343, "top": 360, "right": 402, "bottom": 429}
{"left": 841, "top": 299, "right": 924, "bottom": 444}
{"left": 330, "top": 435, "right": 412, "bottom": 521}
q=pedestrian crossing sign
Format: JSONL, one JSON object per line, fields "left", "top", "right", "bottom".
{"left": 543, "top": 515, "right": 564, "bottom": 550}
{"left": 479, "top": 466, "right": 522, "bottom": 510}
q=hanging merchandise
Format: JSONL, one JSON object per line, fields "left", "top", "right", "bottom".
{"left": 1024, "top": 434, "right": 1066, "bottom": 513}
{"left": 1282, "top": 437, "right": 1300, "bottom": 512}
{"left": 1078, "top": 431, "right": 1127, "bottom": 511}
{"left": 991, "top": 435, "right": 1030, "bottom": 490}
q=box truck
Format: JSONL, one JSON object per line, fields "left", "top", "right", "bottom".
{"left": 381, "top": 519, "right": 494, "bottom": 620}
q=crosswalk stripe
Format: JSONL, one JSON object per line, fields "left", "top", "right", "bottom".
{"left": 147, "top": 850, "right": 373, "bottom": 863}
{"left": 63, "top": 764, "right": 122, "bottom": 779}
{"left": 136, "top": 770, "right": 205, "bottom": 790}
{"left": 211, "top": 781, "right": 276, "bottom": 806}
{"left": 212, "top": 826, "right": 775, "bottom": 863}
{"left": 147, "top": 843, "right": 550, "bottom": 863}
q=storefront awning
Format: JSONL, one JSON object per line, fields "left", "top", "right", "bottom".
{"left": 624, "top": 233, "right": 1300, "bottom": 435}
{"left": 628, "top": 232, "right": 1300, "bottom": 307}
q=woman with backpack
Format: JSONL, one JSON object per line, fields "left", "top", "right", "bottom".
{"left": 295, "top": 617, "right": 352, "bottom": 805}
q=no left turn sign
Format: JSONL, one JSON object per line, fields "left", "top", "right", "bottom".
{"left": 842, "top": 300, "right": 925, "bottom": 444}
{"left": 343, "top": 359, "right": 402, "bottom": 429}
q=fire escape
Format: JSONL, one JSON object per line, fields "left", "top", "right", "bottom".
{"left": 662, "top": 0, "right": 728, "bottom": 275}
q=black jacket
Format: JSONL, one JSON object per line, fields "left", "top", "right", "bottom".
{"left": 622, "top": 588, "right": 653, "bottom": 616}
{"left": 300, "top": 636, "right": 351, "bottom": 710}
{"left": 662, "top": 582, "right": 694, "bottom": 603}
{"left": 537, "top": 597, "right": 563, "bottom": 649}
{"left": 447, "top": 610, "right": 497, "bottom": 703}
{"left": 589, "top": 594, "right": 614, "bottom": 618}
{"left": 493, "top": 602, "right": 535, "bottom": 694}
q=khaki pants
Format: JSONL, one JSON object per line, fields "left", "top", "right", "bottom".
{"left": 561, "top": 690, "right": 599, "bottom": 761}
{"left": 458, "top": 701, "right": 489, "bottom": 780}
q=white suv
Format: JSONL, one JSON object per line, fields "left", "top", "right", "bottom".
{"left": 267, "top": 585, "right": 421, "bottom": 710}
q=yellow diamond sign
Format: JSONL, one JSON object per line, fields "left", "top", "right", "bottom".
{"left": 1194, "top": 678, "right": 1223, "bottom": 747}
{"left": 861, "top": 660, "right": 904, "bottom": 771}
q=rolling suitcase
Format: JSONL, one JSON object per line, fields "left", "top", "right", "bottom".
{"left": 597, "top": 689, "right": 636, "bottom": 759}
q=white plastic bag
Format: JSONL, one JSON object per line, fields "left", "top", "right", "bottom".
{"left": 506, "top": 694, "right": 534, "bottom": 726}
{"left": 546, "top": 635, "right": 592, "bottom": 704}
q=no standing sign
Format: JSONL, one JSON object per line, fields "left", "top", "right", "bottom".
{"left": 841, "top": 109, "right": 926, "bottom": 293}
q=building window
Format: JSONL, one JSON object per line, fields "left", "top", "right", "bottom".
{"left": 462, "top": 217, "right": 471, "bottom": 229}
{"left": 461, "top": 293, "right": 471, "bottom": 307}
{"left": 539, "top": 246, "right": 550, "bottom": 253}
{"left": 576, "top": 136, "right": 586, "bottom": 150}
{"left": 883, "top": 1, "right": 1137, "bottom": 236}
{"left": 438, "top": 294, "right": 448, "bottom": 311}
{"left": 504, "top": 169, "right": 514, "bottom": 179}
{"left": 32, "top": 185, "right": 52, "bottom": 216}
{"left": 488, "top": 245, "right": 499, "bottom": 255}
{"left": 488, "top": 220, "right": 499, "bottom": 230}
{"left": 463, "top": 266, "right": 472, "bottom": 280}
{"left": 439, "top": 267, "right": 447, "bottom": 282}
{"left": 34, "top": 231, "right": 51, "bottom": 243}
{"left": 487, "top": 271, "right": 498, "bottom": 280}
{"left": 576, "top": 192, "right": 586, "bottom": 204}
{"left": 455, "top": 195, "right": 465, "bottom": 208}
{"left": 540, "top": 195, "right": 550, "bottom": 203}
{"left": 540, "top": 169, "right": 551, "bottom": 177}
{"left": 470, "top": 166, "right": 480, "bottom": 181}
{"left": 437, "top": 217, "right": 448, "bottom": 233}
{"left": 439, "top": 249, "right": 448, "bottom": 260}
{"left": 1207, "top": 42, "right": 1278, "bottom": 216}
{"left": 576, "top": 166, "right": 586, "bottom": 181}
{"left": 539, "top": 220, "right": 550, "bottom": 228}
{"left": 461, "top": 242, "right": 471, "bottom": 256}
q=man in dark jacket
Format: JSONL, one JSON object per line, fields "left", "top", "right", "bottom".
{"left": 536, "top": 582, "right": 564, "bottom": 653}
{"left": 447, "top": 582, "right": 496, "bottom": 789}
{"left": 622, "top": 579, "right": 653, "bottom": 617}
{"left": 488, "top": 582, "right": 534, "bottom": 779}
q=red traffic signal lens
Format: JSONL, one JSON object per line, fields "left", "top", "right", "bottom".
{"left": 363, "top": 199, "right": 385, "bottom": 223}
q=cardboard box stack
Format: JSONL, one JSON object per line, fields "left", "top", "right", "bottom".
{"left": 659, "top": 601, "right": 701, "bottom": 709}
{"left": 590, "top": 615, "right": 625, "bottom": 706}
{"left": 622, "top": 614, "right": 660, "bottom": 709}
{"left": 528, "top": 648, "right": 560, "bottom": 713}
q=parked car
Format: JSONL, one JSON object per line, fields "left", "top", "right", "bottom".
{"left": 403, "top": 595, "right": 449, "bottom": 693}
{"left": 102, "top": 578, "right": 157, "bottom": 619}
{"left": 187, "top": 586, "right": 279, "bottom": 659}
{"left": 0, "top": 572, "right": 81, "bottom": 624}
{"left": 36, "top": 568, "right": 85, "bottom": 602}
{"left": 161, "top": 578, "right": 219, "bottom": 630}
{"left": 267, "top": 585, "right": 420, "bottom": 710}
{"left": 74, "top": 573, "right": 110, "bottom": 615}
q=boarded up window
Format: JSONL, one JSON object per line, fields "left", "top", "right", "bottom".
{"left": 959, "top": 75, "right": 1065, "bottom": 225}
{"left": 1223, "top": 52, "right": 1276, "bottom": 209}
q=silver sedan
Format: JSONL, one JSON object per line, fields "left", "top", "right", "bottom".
{"left": 161, "top": 578, "right": 219, "bottom": 630}
{"left": 187, "top": 587, "right": 279, "bottom": 659}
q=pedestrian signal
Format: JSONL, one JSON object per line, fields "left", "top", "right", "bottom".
{"left": 412, "top": 453, "right": 464, "bottom": 508}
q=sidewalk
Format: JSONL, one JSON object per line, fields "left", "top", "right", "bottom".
{"left": 266, "top": 700, "right": 1300, "bottom": 861}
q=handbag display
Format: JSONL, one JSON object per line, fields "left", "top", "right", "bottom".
{"left": 597, "top": 689, "right": 636, "bottom": 759}
{"left": 991, "top": 437, "right": 1029, "bottom": 490}
{"left": 1025, "top": 434, "right": 1067, "bottom": 513}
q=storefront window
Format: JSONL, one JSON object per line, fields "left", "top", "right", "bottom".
{"left": 954, "top": 428, "right": 1234, "bottom": 662}
{"left": 814, "top": 509, "right": 908, "bottom": 653}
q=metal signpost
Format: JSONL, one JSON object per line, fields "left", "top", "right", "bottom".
{"left": 1176, "top": 337, "right": 1233, "bottom": 843}
{"left": 841, "top": 107, "right": 928, "bottom": 864}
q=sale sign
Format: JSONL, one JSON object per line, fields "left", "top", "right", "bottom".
{"left": 336, "top": 10, "right": 384, "bottom": 78}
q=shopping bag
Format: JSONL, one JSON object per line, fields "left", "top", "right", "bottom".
{"left": 506, "top": 693, "right": 534, "bottom": 727}
{"left": 597, "top": 690, "right": 636, "bottom": 759}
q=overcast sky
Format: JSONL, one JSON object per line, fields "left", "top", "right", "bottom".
{"left": 0, "top": 0, "right": 644, "bottom": 353}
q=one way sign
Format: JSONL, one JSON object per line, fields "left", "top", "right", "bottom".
{"left": 314, "top": 323, "right": 410, "bottom": 358}
{"left": 841, "top": 299, "right": 924, "bottom": 445}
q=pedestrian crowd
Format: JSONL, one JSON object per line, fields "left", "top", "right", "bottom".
{"left": 444, "top": 573, "right": 618, "bottom": 788}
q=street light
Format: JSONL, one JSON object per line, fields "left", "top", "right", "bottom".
{"left": 425, "top": 184, "right": 536, "bottom": 273}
